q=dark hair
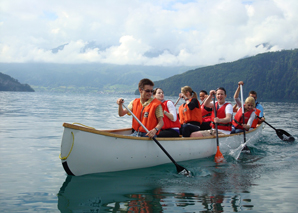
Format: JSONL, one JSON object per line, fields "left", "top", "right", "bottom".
{"left": 249, "top": 90, "right": 257, "bottom": 97}
{"left": 216, "top": 87, "right": 227, "bottom": 95}
{"left": 138, "top": 78, "right": 154, "bottom": 89}
{"left": 200, "top": 90, "right": 208, "bottom": 95}
{"left": 153, "top": 88, "right": 163, "bottom": 95}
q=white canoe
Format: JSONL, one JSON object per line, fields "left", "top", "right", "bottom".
{"left": 60, "top": 123, "right": 264, "bottom": 176}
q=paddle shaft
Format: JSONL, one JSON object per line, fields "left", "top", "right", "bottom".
{"left": 240, "top": 85, "right": 247, "bottom": 142}
{"left": 256, "top": 115, "right": 294, "bottom": 142}
{"left": 256, "top": 115, "right": 276, "bottom": 130}
{"left": 240, "top": 85, "right": 250, "bottom": 152}
{"left": 122, "top": 102, "right": 187, "bottom": 173}
{"left": 212, "top": 95, "right": 220, "bottom": 146}
{"left": 174, "top": 97, "right": 181, "bottom": 106}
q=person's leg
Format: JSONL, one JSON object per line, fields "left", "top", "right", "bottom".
{"left": 157, "top": 129, "right": 180, "bottom": 137}
{"left": 200, "top": 122, "right": 211, "bottom": 130}
{"left": 182, "top": 124, "right": 200, "bottom": 137}
{"left": 230, "top": 125, "right": 236, "bottom": 134}
{"left": 190, "top": 130, "right": 211, "bottom": 137}
{"left": 235, "top": 128, "right": 244, "bottom": 133}
{"left": 130, "top": 131, "right": 148, "bottom": 137}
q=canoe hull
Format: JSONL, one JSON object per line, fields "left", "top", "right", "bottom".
{"left": 60, "top": 123, "right": 263, "bottom": 176}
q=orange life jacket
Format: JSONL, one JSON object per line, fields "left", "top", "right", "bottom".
{"left": 201, "top": 104, "right": 212, "bottom": 122}
{"left": 232, "top": 107, "right": 255, "bottom": 130}
{"left": 161, "top": 100, "right": 181, "bottom": 130}
{"left": 211, "top": 102, "right": 232, "bottom": 131}
{"left": 132, "top": 98, "right": 161, "bottom": 133}
{"left": 178, "top": 98, "right": 202, "bottom": 125}
{"left": 251, "top": 108, "right": 261, "bottom": 128}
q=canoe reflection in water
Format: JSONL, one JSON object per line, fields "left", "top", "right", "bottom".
{"left": 57, "top": 156, "right": 263, "bottom": 212}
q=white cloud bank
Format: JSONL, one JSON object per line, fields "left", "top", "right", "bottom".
{"left": 0, "top": 0, "right": 298, "bottom": 66}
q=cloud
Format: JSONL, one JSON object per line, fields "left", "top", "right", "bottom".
{"left": 0, "top": 0, "right": 298, "bottom": 66}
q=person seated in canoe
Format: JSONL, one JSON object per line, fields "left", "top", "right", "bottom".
{"left": 248, "top": 90, "right": 265, "bottom": 124}
{"left": 178, "top": 86, "right": 202, "bottom": 137}
{"left": 190, "top": 87, "right": 233, "bottom": 137}
{"left": 116, "top": 78, "right": 164, "bottom": 138}
{"left": 231, "top": 81, "right": 257, "bottom": 134}
{"left": 153, "top": 88, "right": 181, "bottom": 137}
{"left": 199, "top": 90, "right": 212, "bottom": 130}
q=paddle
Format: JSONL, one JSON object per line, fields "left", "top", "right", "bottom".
{"left": 240, "top": 85, "right": 250, "bottom": 152}
{"left": 256, "top": 115, "right": 295, "bottom": 142}
{"left": 174, "top": 97, "right": 181, "bottom": 106}
{"left": 122, "top": 102, "right": 191, "bottom": 176}
{"left": 213, "top": 94, "right": 225, "bottom": 163}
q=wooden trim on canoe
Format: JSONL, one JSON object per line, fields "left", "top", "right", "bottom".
{"left": 63, "top": 122, "right": 263, "bottom": 141}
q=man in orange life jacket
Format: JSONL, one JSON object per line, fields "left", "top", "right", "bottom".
{"left": 117, "top": 78, "right": 164, "bottom": 138}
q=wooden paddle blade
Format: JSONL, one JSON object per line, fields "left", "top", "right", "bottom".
{"left": 276, "top": 129, "right": 295, "bottom": 142}
{"left": 214, "top": 146, "right": 225, "bottom": 163}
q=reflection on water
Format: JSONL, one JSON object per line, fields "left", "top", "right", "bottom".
{"left": 57, "top": 156, "right": 265, "bottom": 212}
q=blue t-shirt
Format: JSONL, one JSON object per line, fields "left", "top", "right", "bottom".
{"left": 256, "top": 102, "right": 264, "bottom": 117}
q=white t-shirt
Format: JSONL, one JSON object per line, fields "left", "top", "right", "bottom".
{"left": 166, "top": 100, "right": 179, "bottom": 130}
{"left": 166, "top": 101, "right": 177, "bottom": 122}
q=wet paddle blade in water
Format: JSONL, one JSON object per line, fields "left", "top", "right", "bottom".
{"left": 241, "top": 144, "right": 251, "bottom": 153}
{"left": 178, "top": 167, "right": 192, "bottom": 177}
{"left": 276, "top": 129, "right": 295, "bottom": 142}
{"left": 215, "top": 146, "right": 225, "bottom": 163}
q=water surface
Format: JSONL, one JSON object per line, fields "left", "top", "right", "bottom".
{"left": 0, "top": 92, "right": 297, "bottom": 212}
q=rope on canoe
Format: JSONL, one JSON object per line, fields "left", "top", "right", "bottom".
{"left": 72, "top": 122, "right": 95, "bottom": 129}
{"left": 59, "top": 132, "right": 74, "bottom": 160}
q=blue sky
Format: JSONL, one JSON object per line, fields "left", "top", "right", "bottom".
{"left": 0, "top": 0, "right": 297, "bottom": 66}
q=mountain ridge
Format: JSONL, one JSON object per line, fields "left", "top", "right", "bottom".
{"left": 153, "top": 49, "right": 298, "bottom": 101}
{"left": 0, "top": 72, "right": 34, "bottom": 92}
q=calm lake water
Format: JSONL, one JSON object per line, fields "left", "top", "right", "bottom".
{"left": 0, "top": 92, "right": 298, "bottom": 213}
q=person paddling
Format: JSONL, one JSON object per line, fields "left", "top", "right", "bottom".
{"left": 190, "top": 87, "right": 233, "bottom": 137}
{"left": 231, "top": 82, "right": 257, "bottom": 133}
{"left": 117, "top": 78, "right": 164, "bottom": 138}
{"left": 153, "top": 88, "right": 180, "bottom": 137}
{"left": 199, "top": 90, "right": 212, "bottom": 130}
{"left": 178, "top": 86, "right": 202, "bottom": 137}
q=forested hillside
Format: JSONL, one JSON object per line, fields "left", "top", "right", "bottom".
{"left": 0, "top": 72, "right": 34, "bottom": 92}
{"left": 153, "top": 49, "right": 298, "bottom": 101}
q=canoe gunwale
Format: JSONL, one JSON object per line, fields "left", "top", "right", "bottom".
{"left": 62, "top": 122, "right": 262, "bottom": 141}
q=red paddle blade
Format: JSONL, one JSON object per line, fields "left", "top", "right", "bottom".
{"left": 214, "top": 146, "right": 225, "bottom": 163}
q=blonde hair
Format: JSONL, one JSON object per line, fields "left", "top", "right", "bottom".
{"left": 245, "top": 97, "right": 256, "bottom": 107}
{"left": 181, "top": 86, "right": 198, "bottom": 100}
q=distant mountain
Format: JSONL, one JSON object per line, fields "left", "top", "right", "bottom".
{"left": 153, "top": 49, "right": 298, "bottom": 101}
{"left": 0, "top": 63, "right": 196, "bottom": 93}
{"left": 0, "top": 72, "right": 34, "bottom": 92}
{"left": 1, "top": 49, "right": 297, "bottom": 100}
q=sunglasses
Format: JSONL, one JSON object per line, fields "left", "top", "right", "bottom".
{"left": 143, "top": 89, "right": 154, "bottom": 93}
